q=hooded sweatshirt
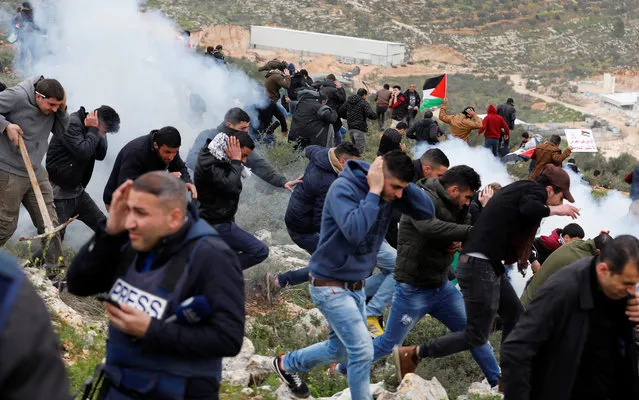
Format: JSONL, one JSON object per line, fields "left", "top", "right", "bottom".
{"left": 479, "top": 104, "right": 509, "bottom": 140}
{"left": 285, "top": 146, "right": 341, "bottom": 234}
{"left": 0, "top": 76, "right": 69, "bottom": 176}
{"left": 339, "top": 94, "right": 377, "bottom": 132}
{"left": 309, "top": 160, "right": 435, "bottom": 282}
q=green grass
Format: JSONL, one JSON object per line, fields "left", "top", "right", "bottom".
{"left": 51, "top": 314, "right": 106, "bottom": 394}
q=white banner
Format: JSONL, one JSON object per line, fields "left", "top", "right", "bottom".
{"left": 564, "top": 129, "right": 598, "bottom": 152}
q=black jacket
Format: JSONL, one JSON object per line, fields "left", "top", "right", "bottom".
{"left": 390, "top": 93, "right": 408, "bottom": 121}
{"left": 285, "top": 146, "right": 338, "bottom": 234}
{"left": 404, "top": 90, "right": 421, "bottom": 113}
{"left": 497, "top": 102, "right": 516, "bottom": 130}
{"left": 339, "top": 94, "right": 376, "bottom": 132}
{"left": 395, "top": 178, "right": 472, "bottom": 288}
{"left": 462, "top": 180, "right": 550, "bottom": 271}
{"left": 0, "top": 254, "right": 70, "bottom": 400}
{"left": 502, "top": 257, "right": 639, "bottom": 400}
{"left": 289, "top": 90, "right": 337, "bottom": 146}
{"left": 314, "top": 80, "right": 346, "bottom": 111}
{"left": 186, "top": 124, "right": 287, "bottom": 188}
{"left": 288, "top": 74, "right": 313, "bottom": 101}
{"left": 195, "top": 143, "right": 244, "bottom": 225}
{"left": 67, "top": 212, "right": 245, "bottom": 395}
{"left": 103, "top": 132, "right": 191, "bottom": 205}
{"left": 406, "top": 118, "right": 440, "bottom": 144}
{"left": 46, "top": 106, "right": 107, "bottom": 190}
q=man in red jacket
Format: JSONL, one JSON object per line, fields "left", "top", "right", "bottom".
{"left": 478, "top": 104, "right": 509, "bottom": 157}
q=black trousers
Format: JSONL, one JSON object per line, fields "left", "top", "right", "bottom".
{"left": 420, "top": 256, "right": 524, "bottom": 361}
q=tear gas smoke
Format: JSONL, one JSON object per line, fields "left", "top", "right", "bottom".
{"left": 415, "top": 138, "right": 636, "bottom": 295}
{"left": 6, "top": 0, "right": 268, "bottom": 247}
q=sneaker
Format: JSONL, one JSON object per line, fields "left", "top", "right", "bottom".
{"left": 367, "top": 316, "right": 384, "bottom": 338}
{"left": 265, "top": 272, "right": 280, "bottom": 303}
{"left": 271, "top": 355, "right": 311, "bottom": 398}
{"left": 326, "top": 363, "right": 346, "bottom": 377}
{"left": 392, "top": 345, "right": 419, "bottom": 381}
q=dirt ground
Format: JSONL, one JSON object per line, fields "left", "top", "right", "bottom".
{"left": 509, "top": 74, "right": 639, "bottom": 158}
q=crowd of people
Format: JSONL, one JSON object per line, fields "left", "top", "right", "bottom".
{"left": 0, "top": 52, "right": 639, "bottom": 400}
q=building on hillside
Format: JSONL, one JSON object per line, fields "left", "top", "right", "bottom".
{"left": 600, "top": 92, "right": 639, "bottom": 111}
{"left": 249, "top": 25, "right": 407, "bottom": 67}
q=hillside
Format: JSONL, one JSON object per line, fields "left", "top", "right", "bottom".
{"left": 142, "top": 0, "right": 639, "bottom": 75}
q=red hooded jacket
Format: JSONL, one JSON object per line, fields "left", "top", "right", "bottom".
{"left": 479, "top": 104, "right": 510, "bottom": 139}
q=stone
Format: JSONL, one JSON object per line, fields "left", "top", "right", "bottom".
{"left": 317, "top": 382, "right": 386, "bottom": 399}
{"left": 294, "top": 308, "right": 328, "bottom": 339}
{"left": 222, "top": 338, "right": 273, "bottom": 386}
{"left": 255, "top": 229, "right": 274, "bottom": 245}
{"left": 23, "top": 267, "right": 86, "bottom": 330}
{"left": 384, "top": 374, "right": 448, "bottom": 400}
{"left": 463, "top": 381, "right": 503, "bottom": 399}
{"left": 268, "top": 245, "right": 310, "bottom": 271}
{"left": 241, "top": 387, "right": 254, "bottom": 395}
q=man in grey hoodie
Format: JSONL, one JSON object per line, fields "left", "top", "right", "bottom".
{"left": 0, "top": 76, "right": 69, "bottom": 271}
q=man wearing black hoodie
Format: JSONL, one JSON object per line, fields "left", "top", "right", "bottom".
{"left": 187, "top": 108, "right": 299, "bottom": 192}
{"left": 46, "top": 105, "right": 120, "bottom": 240}
{"left": 339, "top": 88, "right": 377, "bottom": 153}
{"left": 288, "top": 91, "right": 338, "bottom": 149}
{"left": 195, "top": 132, "right": 269, "bottom": 270}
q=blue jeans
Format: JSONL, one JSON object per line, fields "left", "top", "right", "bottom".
{"left": 344, "top": 281, "right": 500, "bottom": 386}
{"left": 277, "top": 101, "right": 290, "bottom": 117}
{"left": 283, "top": 285, "right": 373, "bottom": 400}
{"left": 277, "top": 229, "right": 320, "bottom": 287}
{"left": 289, "top": 100, "right": 299, "bottom": 116}
{"left": 213, "top": 222, "right": 269, "bottom": 270}
{"left": 484, "top": 138, "right": 500, "bottom": 157}
{"left": 335, "top": 127, "right": 347, "bottom": 145}
{"left": 365, "top": 240, "right": 397, "bottom": 317}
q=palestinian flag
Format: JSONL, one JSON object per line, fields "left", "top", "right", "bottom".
{"left": 420, "top": 74, "right": 447, "bottom": 111}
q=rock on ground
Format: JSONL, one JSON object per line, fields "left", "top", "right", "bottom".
{"left": 267, "top": 244, "right": 311, "bottom": 271}
{"left": 456, "top": 381, "right": 503, "bottom": 400}
{"left": 378, "top": 374, "right": 448, "bottom": 400}
{"left": 24, "top": 267, "right": 85, "bottom": 329}
{"left": 293, "top": 307, "right": 329, "bottom": 339}
{"left": 317, "top": 382, "right": 386, "bottom": 399}
{"left": 222, "top": 337, "right": 273, "bottom": 386}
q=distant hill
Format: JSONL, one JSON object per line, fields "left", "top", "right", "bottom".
{"left": 141, "top": 0, "right": 639, "bottom": 76}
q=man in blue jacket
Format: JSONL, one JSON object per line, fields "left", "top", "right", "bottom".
{"left": 67, "top": 171, "right": 244, "bottom": 399}
{"left": 266, "top": 142, "right": 361, "bottom": 294}
{"left": 271, "top": 151, "right": 435, "bottom": 399}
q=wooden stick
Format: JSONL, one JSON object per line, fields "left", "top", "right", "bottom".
{"left": 19, "top": 215, "right": 79, "bottom": 242}
{"left": 18, "top": 136, "right": 54, "bottom": 232}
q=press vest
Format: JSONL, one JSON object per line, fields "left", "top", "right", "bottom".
{"left": 104, "top": 220, "right": 220, "bottom": 398}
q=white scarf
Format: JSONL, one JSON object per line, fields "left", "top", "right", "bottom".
{"left": 207, "top": 133, "right": 252, "bottom": 179}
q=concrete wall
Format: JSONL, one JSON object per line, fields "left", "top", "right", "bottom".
{"left": 249, "top": 26, "right": 406, "bottom": 66}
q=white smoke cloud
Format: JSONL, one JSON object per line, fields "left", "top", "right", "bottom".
{"left": 415, "top": 137, "right": 635, "bottom": 295}
{"left": 8, "top": 0, "right": 267, "bottom": 247}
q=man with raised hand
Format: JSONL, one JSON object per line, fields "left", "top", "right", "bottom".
{"left": 394, "top": 164, "right": 581, "bottom": 381}
{"left": 67, "top": 172, "right": 244, "bottom": 399}
{"left": 271, "top": 151, "right": 435, "bottom": 399}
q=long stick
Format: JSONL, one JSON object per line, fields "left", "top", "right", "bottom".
{"left": 18, "top": 136, "right": 54, "bottom": 233}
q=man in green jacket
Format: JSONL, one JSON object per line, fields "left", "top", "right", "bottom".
{"left": 520, "top": 232, "right": 614, "bottom": 307}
